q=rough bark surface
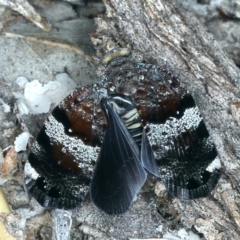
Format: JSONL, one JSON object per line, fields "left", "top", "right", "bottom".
{"left": 90, "top": 0, "right": 240, "bottom": 239}
{"left": 1, "top": 0, "right": 240, "bottom": 239}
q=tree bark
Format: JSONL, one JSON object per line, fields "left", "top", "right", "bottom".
{"left": 1, "top": 1, "right": 240, "bottom": 239}
{"left": 90, "top": 0, "right": 240, "bottom": 239}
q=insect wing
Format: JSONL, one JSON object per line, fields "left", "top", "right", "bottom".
{"left": 141, "top": 129, "right": 160, "bottom": 177}
{"left": 150, "top": 95, "right": 221, "bottom": 199}
{"left": 101, "top": 57, "right": 221, "bottom": 200}
{"left": 90, "top": 99, "right": 147, "bottom": 215}
{"left": 24, "top": 86, "right": 99, "bottom": 209}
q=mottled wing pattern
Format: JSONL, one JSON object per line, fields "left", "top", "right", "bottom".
{"left": 25, "top": 85, "right": 100, "bottom": 209}
{"left": 147, "top": 95, "right": 221, "bottom": 199}
{"left": 25, "top": 55, "right": 221, "bottom": 213}
{"left": 101, "top": 57, "right": 221, "bottom": 199}
{"left": 90, "top": 98, "right": 147, "bottom": 215}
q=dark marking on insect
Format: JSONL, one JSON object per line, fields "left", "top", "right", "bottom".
{"left": 90, "top": 94, "right": 160, "bottom": 214}
{"left": 24, "top": 53, "right": 221, "bottom": 214}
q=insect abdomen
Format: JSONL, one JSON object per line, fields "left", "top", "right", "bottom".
{"left": 120, "top": 107, "right": 143, "bottom": 149}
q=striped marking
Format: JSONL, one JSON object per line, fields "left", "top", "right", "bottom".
{"left": 109, "top": 95, "right": 143, "bottom": 147}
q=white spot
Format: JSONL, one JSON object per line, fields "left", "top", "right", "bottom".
{"left": 162, "top": 233, "right": 181, "bottom": 240}
{"left": 14, "top": 74, "right": 76, "bottom": 115}
{"left": 24, "top": 161, "right": 39, "bottom": 181}
{"left": 155, "top": 225, "right": 163, "bottom": 232}
{"left": 14, "top": 132, "right": 33, "bottom": 152}
{"left": 206, "top": 157, "right": 221, "bottom": 172}
{"left": 178, "top": 228, "right": 201, "bottom": 240}
{"left": 16, "top": 76, "right": 29, "bottom": 88}
{"left": 110, "top": 86, "right": 115, "bottom": 92}
{"left": 0, "top": 99, "right": 11, "bottom": 113}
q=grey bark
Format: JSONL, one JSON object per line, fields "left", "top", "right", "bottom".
{"left": 1, "top": 1, "right": 240, "bottom": 239}
{"left": 90, "top": 0, "right": 240, "bottom": 239}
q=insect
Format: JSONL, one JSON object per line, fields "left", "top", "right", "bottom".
{"left": 24, "top": 53, "right": 221, "bottom": 214}
{"left": 90, "top": 94, "right": 160, "bottom": 214}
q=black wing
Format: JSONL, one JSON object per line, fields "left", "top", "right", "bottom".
{"left": 157, "top": 120, "right": 221, "bottom": 199}
{"left": 90, "top": 99, "right": 147, "bottom": 215}
{"left": 25, "top": 127, "right": 91, "bottom": 209}
{"left": 141, "top": 129, "right": 160, "bottom": 177}
{"left": 24, "top": 87, "right": 97, "bottom": 209}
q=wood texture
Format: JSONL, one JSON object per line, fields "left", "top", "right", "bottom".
{"left": 91, "top": 0, "right": 240, "bottom": 239}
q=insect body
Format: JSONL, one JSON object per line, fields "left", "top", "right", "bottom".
{"left": 90, "top": 94, "right": 159, "bottom": 214}
{"left": 106, "top": 94, "right": 160, "bottom": 177}
{"left": 24, "top": 56, "right": 221, "bottom": 214}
